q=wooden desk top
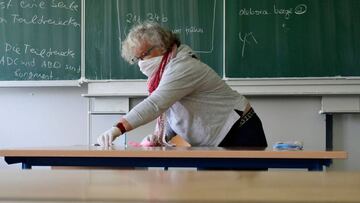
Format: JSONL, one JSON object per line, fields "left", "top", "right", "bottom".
{"left": 0, "top": 170, "right": 359, "bottom": 203}
{"left": 0, "top": 145, "right": 347, "bottom": 159}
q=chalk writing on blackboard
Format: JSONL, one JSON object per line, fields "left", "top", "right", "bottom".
{"left": 237, "top": 4, "right": 307, "bottom": 58}
{"left": 239, "top": 32, "right": 257, "bottom": 58}
{"left": 0, "top": 0, "right": 81, "bottom": 81}
{"left": 239, "top": 4, "right": 307, "bottom": 20}
{"left": 117, "top": 0, "right": 217, "bottom": 54}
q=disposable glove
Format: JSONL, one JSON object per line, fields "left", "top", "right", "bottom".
{"left": 97, "top": 127, "right": 122, "bottom": 147}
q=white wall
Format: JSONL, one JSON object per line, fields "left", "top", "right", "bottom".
{"left": 249, "top": 96, "right": 325, "bottom": 150}
{"left": 0, "top": 85, "right": 358, "bottom": 170}
{"left": 333, "top": 114, "right": 360, "bottom": 170}
{"left": 0, "top": 86, "right": 88, "bottom": 168}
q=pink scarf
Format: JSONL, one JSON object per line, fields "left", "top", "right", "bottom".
{"left": 148, "top": 51, "right": 170, "bottom": 94}
{"left": 129, "top": 45, "right": 177, "bottom": 148}
{"left": 145, "top": 45, "right": 177, "bottom": 146}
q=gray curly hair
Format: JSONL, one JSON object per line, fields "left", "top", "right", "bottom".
{"left": 121, "top": 21, "right": 180, "bottom": 64}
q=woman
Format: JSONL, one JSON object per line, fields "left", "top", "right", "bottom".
{"left": 97, "top": 22, "right": 267, "bottom": 148}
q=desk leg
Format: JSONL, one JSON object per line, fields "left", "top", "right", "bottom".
{"left": 308, "top": 164, "right": 323, "bottom": 171}
{"left": 326, "top": 114, "right": 333, "bottom": 151}
{"left": 87, "top": 98, "right": 92, "bottom": 146}
{"left": 22, "top": 163, "right": 32, "bottom": 170}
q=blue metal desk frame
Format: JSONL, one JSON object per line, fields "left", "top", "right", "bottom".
{"left": 5, "top": 156, "right": 331, "bottom": 171}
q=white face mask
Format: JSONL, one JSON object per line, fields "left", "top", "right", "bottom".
{"left": 138, "top": 55, "right": 162, "bottom": 77}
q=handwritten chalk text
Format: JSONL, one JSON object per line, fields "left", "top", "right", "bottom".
{"left": 14, "top": 69, "right": 53, "bottom": 80}
{"left": 11, "top": 14, "right": 80, "bottom": 27}
{"left": 239, "top": 4, "right": 307, "bottom": 20}
{"left": 5, "top": 42, "right": 76, "bottom": 58}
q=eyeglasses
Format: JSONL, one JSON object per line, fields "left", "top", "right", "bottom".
{"left": 132, "top": 46, "right": 157, "bottom": 63}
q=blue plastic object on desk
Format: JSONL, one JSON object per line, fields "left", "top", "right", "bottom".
{"left": 273, "top": 141, "right": 303, "bottom": 151}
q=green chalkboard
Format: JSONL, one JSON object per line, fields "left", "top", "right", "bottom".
{"left": 225, "top": 0, "right": 360, "bottom": 78}
{"left": 85, "top": 0, "right": 223, "bottom": 80}
{"left": 0, "top": 0, "right": 81, "bottom": 81}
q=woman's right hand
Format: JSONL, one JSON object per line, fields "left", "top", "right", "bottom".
{"left": 97, "top": 127, "right": 122, "bottom": 147}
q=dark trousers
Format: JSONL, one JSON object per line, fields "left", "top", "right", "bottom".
{"left": 199, "top": 109, "right": 268, "bottom": 171}
{"left": 219, "top": 108, "right": 268, "bottom": 148}
{"left": 198, "top": 108, "right": 268, "bottom": 170}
